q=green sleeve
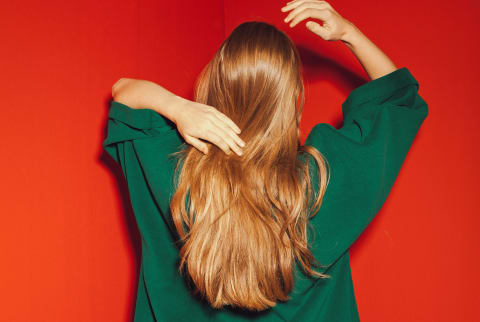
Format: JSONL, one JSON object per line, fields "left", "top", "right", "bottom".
{"left": 304, "top": 67, "right": 428, "bottom": 272}
{"left": 102, "top": 100, "right": 178, "bottom": 164}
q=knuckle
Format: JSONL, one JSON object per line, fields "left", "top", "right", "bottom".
{"left": 296, "top": 4, "right": 307, "bottom": 13}
{"left": 208, "top": 115, "right": 217, "bottom": 124}
{"left": 206, "top": 118, "right": 215, "bottom": 127}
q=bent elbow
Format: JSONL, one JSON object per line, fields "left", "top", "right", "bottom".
{"left": 111, "top": 77, "right": 129, "bottom": 99}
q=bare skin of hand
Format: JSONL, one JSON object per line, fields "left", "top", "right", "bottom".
{"left": 172, "top": 96, "right": 246, "bottom": 156}
{"left": 112, "top": 78, "right": 245, "bottom": 156}
{"left": 281, "top": 0, "right": 398, "bottom": 81}
{"left": 281, "top": 0, "right": 354, "bottom": 41}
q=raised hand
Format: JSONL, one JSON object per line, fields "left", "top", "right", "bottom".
{"left": 281, "top": 0, "right": 353, "bottom": 41}
{"left": 172, "top": 97, "right": 246, "bottom": 156}
{"left": 112, "top": 78, "right": 245, "bottom": 156}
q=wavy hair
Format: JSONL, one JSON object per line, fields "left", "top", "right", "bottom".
{"left": 169, "top": 21, "right": 330, "bottom": 311}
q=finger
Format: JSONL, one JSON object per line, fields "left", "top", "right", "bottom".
{"left": 281, "top": 0, "right": 302, "bottom": 13}
{"left": 213, "top": 110, "right": 242, "bottom": 135}
{"left": 306, "top": 21, "right": 329, "bottom": 39}
{"left": 283, "top": 1, "right": 327, "bottom": 22}
{"left": 289, "top": 7, "right": 331, "bottom": 28}
{"left": 211, "top": 113, "right": 246, "bottom": 148}
{"left": 211, "top": 122, "right": 244, "bottom": 156}
{"left": 282, "top": 0, "right": 327, "bottom": 13}
{"left": 204, "top": 130, "right": 233, "bottom": 155}
{"left": 187, "top": 135, "right": 209, "bottom": 154}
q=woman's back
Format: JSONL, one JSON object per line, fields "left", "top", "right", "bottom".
{"left": 103, "top": 66, "right": 428, "bottom": 321}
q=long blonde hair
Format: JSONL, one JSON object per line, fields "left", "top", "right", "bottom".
{"left": 169, "top": 21, "right": 330, "bottom": 311}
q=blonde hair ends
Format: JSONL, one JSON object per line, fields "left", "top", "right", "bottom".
{"left": 169, "top": 21, "right": 330, "bottom": 312}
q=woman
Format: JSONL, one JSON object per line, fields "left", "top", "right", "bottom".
{"left": 103, "top": 1, "right": 428, "bottom": 321}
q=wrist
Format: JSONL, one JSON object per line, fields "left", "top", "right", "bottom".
{"left": 159, "top": 94, "right": 186, "bottom": 125}
{"left": 340, "top": 22, "right": 363, "bottom": 47}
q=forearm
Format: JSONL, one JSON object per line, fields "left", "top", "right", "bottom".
{"left": 112, "top": 78, "right": 184, "bottom": 124}
{"left": 340, "top": 22, "right": 397, "bottom": 80}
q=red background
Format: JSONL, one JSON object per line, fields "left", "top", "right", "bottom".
{"left": 1, "top": 0, "right": 478, "bottom": 321}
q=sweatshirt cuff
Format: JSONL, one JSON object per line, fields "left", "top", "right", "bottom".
{"left": 341, "top": 67, "right": 419, "bottom": 118}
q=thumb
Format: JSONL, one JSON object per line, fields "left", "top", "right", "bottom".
{"left": 306, "top": 21, "right": 328, "bottom": 39}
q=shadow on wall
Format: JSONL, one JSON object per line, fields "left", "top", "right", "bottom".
{"left": 297, "top": 45, "right": 367, "bottom": 129}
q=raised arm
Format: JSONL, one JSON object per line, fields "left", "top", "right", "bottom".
{"left": 282, "top": 0, "right": 397, "bottom": 80}
{"left": 282, "top": 0, "right": 428, "bottom": 271}
{"left": 112, "top": 78, "right": 181, "bottom": 123}
{"left": 110, "top": 78, "right": 245, "bottom": 156}
{"left": 340, "top": 23, "right": 397, "bottom": 80}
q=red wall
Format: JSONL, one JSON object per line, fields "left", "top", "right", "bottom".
{"left": 1, "top": 0, "right": 478, "bottom": 321}
{"left": 0, "top": 0, "right": 223, "bottom": 321}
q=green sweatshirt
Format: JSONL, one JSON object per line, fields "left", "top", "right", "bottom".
{"left": 103, "top": 67, "right": 428, "bottom": 321}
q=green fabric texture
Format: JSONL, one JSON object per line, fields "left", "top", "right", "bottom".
{"left": 103, "top": 67, "right": 428, "bottom": 321}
